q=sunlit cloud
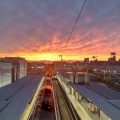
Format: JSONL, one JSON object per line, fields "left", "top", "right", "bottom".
{"left": 0, "top": 0, "right": 120, "bottom": 60}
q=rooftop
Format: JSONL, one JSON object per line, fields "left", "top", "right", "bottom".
{"left": 0, "top": 74, "right": 43, "bottom": 120}
{"left": 71, "top": 82, "right": 120, "bottom": 120}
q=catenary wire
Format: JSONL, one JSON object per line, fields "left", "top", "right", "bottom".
{"left": 63, "top": 0, "right": 87, "bottom": 51}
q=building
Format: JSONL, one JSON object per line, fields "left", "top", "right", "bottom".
{"left": 66, "top": 72, "right": 90, "bottom": 84}
{"left": 108, "top": 56, "right": 116, "bottom": 62}
{"left": 27, "top": 61, "right": 45, "bottom": 74}
{"left": 0, "top": 60, "right": 12, "bottom": 88}
{"left": 84, "top": 58, "right": 89, "bottom": 64}
{"left": 3, "top": 57, "right": 27, "bottom": 80}
{"left": 108, "top": 52, "right": 116, "bottom": 65}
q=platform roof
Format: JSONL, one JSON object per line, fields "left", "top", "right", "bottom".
{"left": 91, "top": 99, "right": 120, "bottom": 120}
{"left": 0, "top": 74, "right": 43, "bottom": 120}
{"left": 84, "top": 82, "right": 120, "bottom": 100}
{"left": 72, "top": 84, "right": 106, "bottom": 101}
{"left": 72, "top": 83, "right": 120, "bottom": 120}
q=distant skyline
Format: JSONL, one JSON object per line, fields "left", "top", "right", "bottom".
{"left": 0, "top": 0, "right": 120, "bottom": 61}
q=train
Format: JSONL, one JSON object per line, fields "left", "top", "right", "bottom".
{"left": 41, "top": 76, "right": 54, "bottom": 112}
{"left": 41, "top": 95, "right": 53, "bottom": 111}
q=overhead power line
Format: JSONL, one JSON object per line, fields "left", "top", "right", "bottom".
{"left": 64, "top": 0, "right": 87, "bottom": 49}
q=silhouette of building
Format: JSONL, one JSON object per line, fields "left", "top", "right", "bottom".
{"left": 84, "top": 58, "right": 89, "bottom": 64}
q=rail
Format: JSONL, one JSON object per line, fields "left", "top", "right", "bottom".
{"left": 53, "top": 80, "right": 80, "bottom": 120}
{"left": 52, "top": 81, "right": 61, "bottom": 120}
{"left": 58, "top": 79, "right": 80, "bottom": 120}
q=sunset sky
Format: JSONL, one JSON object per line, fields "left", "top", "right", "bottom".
{"left": 0, "top": 0, "right": 120, "bottom": 61}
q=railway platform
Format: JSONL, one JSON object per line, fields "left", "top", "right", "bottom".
{"left": 57, "top": 76, "right": 92, "bottom": 120}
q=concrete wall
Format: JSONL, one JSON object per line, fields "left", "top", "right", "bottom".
{"left": 19, "top": 60, "right": 27, "bottom": 78}
{"left": 69, "top": 73, "right": 74, "bottom": 83}
{"left": 3, "top": 57, "right": 27, "bottom": 80}
{"left": 0, "top": 62, "right": 12, "bottom": 88}
{"left": 78, "top": 75, "right": 85, "bottom": 84}
{"left": 75, "top": 74, "right": 78, "bottom": 83}
{"left": 85, "top": 73, "right": 90, "bottom": 84}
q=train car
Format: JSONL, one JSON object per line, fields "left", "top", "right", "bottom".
{"left": 41, "top": 95, "right": 53, "bottom": 111}
{"left": 45, "top": 79, "right": 52, "bottom": 85}
{"left": 45, "top": 76, "right": 52, "bottom": 81}
{"left": 41, "top": 85, "right": 54, "bottom": 111}
{"left": 44, "top": 88, "right": 52, "bottom": 96}
{"left": 52, "top": 76, "right": 58, "bottom": 81}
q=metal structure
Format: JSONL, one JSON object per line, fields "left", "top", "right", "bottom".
{"left": 59, "top": 55, "right": 62, "bottom": 61}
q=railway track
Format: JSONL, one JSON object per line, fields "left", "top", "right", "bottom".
{"left": 32, "top": 77, "right": 56, "bottom": 120}
{"left": 53, "top": 80, "right": 80, "bottom": 120}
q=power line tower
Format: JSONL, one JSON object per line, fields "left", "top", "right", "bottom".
{"left": 59, "top": 55, "right": 62, "bottom": 61}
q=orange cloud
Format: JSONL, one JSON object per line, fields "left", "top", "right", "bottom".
{"left": 0, "top": 0, "right": 120, "bottom": 61}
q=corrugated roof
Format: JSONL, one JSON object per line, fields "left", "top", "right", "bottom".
{"left": 72, "top": 84, "right": 106, "bottom": 100}
{"left": 72, "top": 83, "right": 120, "bottom": 120}
{"left": 0, "top": 101, "right": 9, "bottom": 112}
{"left": 0, "top": 74, "right": 43, "bottom": 120}
{"left": 107, "top": 100, "right": 120, "bottom": 109}
{"left": 91, "top": 99, "right": 120, "bottom": 120}
{"left": 84, "top": 82, "right": 120, "bottom": 100}
{"left": 0, "top": 75, "right": 34, "bottom": 101}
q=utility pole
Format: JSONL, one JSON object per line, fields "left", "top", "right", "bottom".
{"left": 59, "top": 55, "right": 63, "bottom": 72}
{"left": 59, "top": 55, "right": 62, "bottom": 61}
{"left": 72, "top": 66, "right": 78, "bottom": 83}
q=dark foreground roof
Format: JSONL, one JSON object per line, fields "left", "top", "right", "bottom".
{"left": 71, "top": 82, "right": 120, "bottom": 120}
{"left": 0, "top": 74, "right": 43, "bottom": 120}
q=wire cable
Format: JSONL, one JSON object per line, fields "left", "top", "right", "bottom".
{"left": 63, "top": 0, "right": 87, "bottom": 50}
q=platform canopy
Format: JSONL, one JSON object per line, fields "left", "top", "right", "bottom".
{"left": 0, "top": 74, "right": 43, "bottom": 120}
